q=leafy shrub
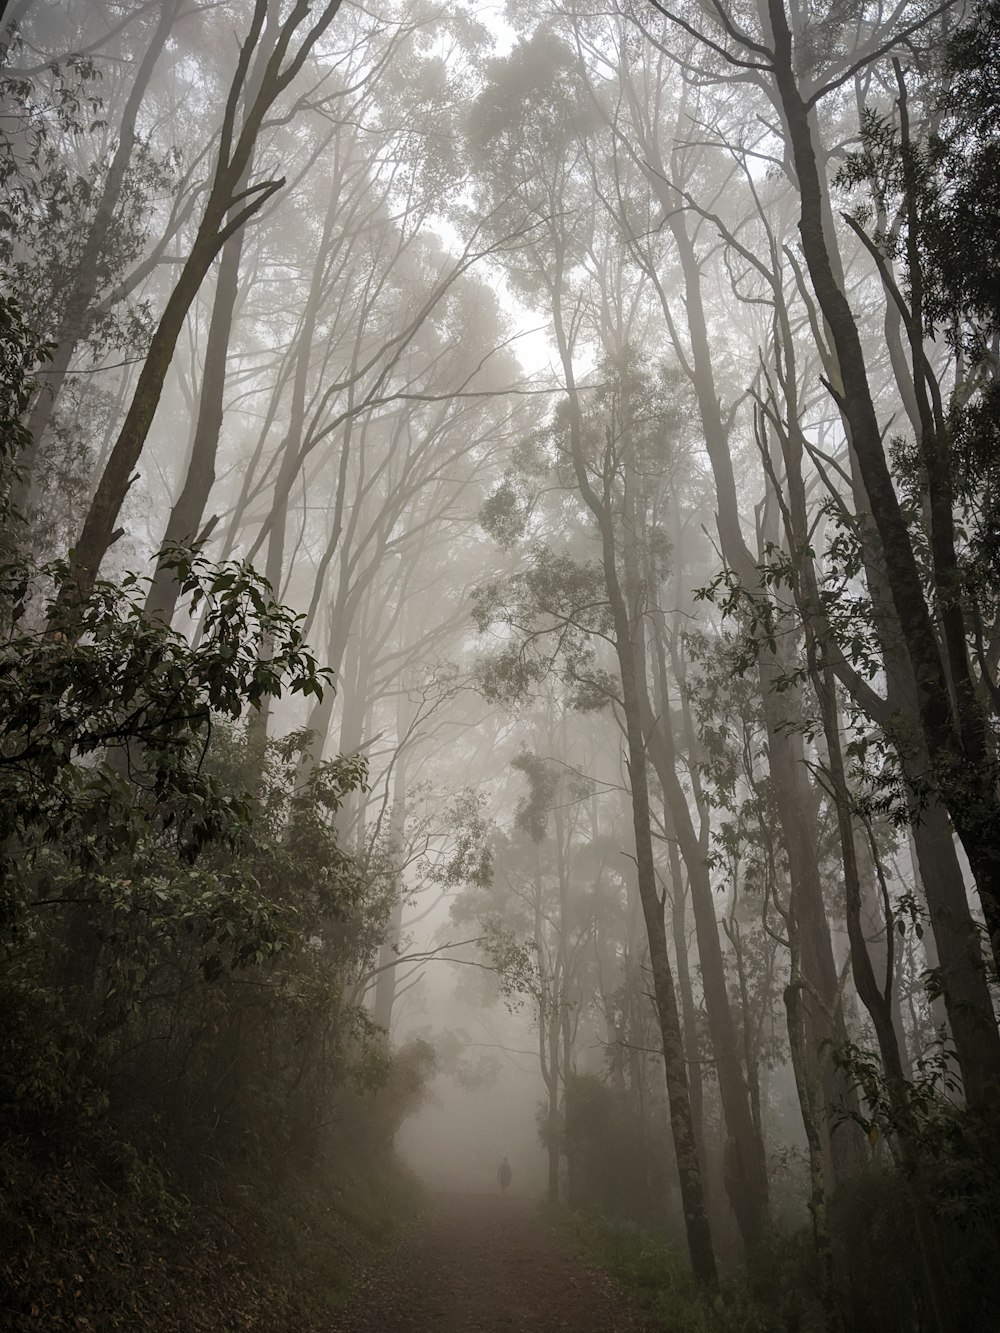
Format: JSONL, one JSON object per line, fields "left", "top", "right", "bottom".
{"left": 0, "top": 547, "right": 428, "bottom": 1325}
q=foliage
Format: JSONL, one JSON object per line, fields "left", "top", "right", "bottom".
{"left": 0, "top": 287, "right": 51, "bottom": 522}
{"left": 511, "top": 749, "right": 563, "bottom": 842}
{"left": 0, "top": 541, "right": 431, "bottom": 1325}
{"left": 696, "top": 537, "right": 935, "bottom": 829}
{"left": 1, "top": 549, "right": 329, "bottom": 926}
{"left": 430, "top": 787, "right": 496, "bottom": 890}
{"left": 0, "top": 1082, "right": 427, "bottom": 1332}
{"left": 563, "top": 1072, "right": 670, "bottom": 1223}
{"left": 825, "top": 1152, "right": 1000, "bottom": 1333}
{"left": 822, "top": 1037, "right": 1000, "bottom": 1330}
{"left": 917, "top": 1, "right": 1000, "bottom": 351}
{"left": 479, "top": 477, "right": 530, "bottom": 550}
{"left": 9, "top": 0, "right": 1000, "bottom": 1323}
{"left": 478, "top": 915, "right": 539, "bottom": 1007}
{"left": 554, "top": 1208, "right": 783, "bottom": 1333}
{"left": 0, "top": 38, "right": 164, "bottom": 352}
{"left": 838, "top": 2, "right": 1000, "bottom": 640}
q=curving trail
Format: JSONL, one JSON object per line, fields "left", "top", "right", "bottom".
{"left": 328, "top": 1192, "right": 653, "bottom": 1333}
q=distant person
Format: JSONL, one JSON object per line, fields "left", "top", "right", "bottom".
{"left": 497, "top": 1156, "right": 512, "bottom": 1195}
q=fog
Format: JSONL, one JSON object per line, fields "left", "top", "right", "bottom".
{"left": 3, "top": 1, "right": 1000, "bottom": 1330}
{"left": 395, "top": 977, "right": 549, "bottom": 1196}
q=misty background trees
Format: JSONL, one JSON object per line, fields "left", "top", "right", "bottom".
{"left": 2, "top": 0, "right": 999, "bottom": 1329}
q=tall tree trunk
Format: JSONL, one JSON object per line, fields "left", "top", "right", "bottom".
{"left": 144, "top": 224, "right": 246, "bottom": 621}
{"left": 644, "top": 604, "right": 770, "bottom": 1255}
{"left": 810, "top": 639, "right": 955, "bottom": 1333}
{"left": 615, "top": 624, "right": 715, "bottom": 1281}
{"left": 372, "top": 698, "right": 412, "bottom": 1032}
{"left": 667, "top": 840, "right": 705, "bottom": 1171}
{"left": 553, "top": 288, "right": 716, "bottom": 1282}
{"left": 762, "top": 261, "right": 1000, "bottom": 1108}
{"left": 766, "top": 0, "right": 1000, "bottom": 974}
{"left": 535, "top": 846, "right": 562, "bottom": 1204}
{"left": 657, "top": 199, "right": 863, "bottom": 1188}
{"left": 785, "top": 976, "right": 839, "bottom": 1332}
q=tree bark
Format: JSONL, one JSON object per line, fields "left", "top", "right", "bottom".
{"left": 657, "top": 198, "right": 863, "bottom": 1188}
{"left": 667, "top": 839, "right": 705, "bottom": 1171}
{"left": 372, "top": 740, "right": 409, "bottom": 1032}
{"left": 755, "top": 46, "right": 1000, "bottom": 1106}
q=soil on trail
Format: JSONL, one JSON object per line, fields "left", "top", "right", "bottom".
{"left": 328, "top": 1192, "right": 653, "bottom": 1333}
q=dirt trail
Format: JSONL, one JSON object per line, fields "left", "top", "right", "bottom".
{"left": 328, "top": 1192, "right": 653, "bottom": 1332}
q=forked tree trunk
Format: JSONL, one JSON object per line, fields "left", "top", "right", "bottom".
{"left": 757, "top": 129, "right": 1000, "bottom": 1107}
{"left": 666, "top": 840, "right": 705, "bottom": 1169}
{"left": 372, "top": 694, "right": 413, "bottom": 1033}
{"left": 810, "top": 645, "right": 956, "bottom": 1333}
{"left": 660, "top": 202, "right": 863, "bottom": 1188}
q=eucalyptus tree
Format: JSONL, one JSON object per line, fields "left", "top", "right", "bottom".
{"left": 467, "top": 30, "right": 717, "bottom": 1281}
{"left": 557, "top": 18, "right": 870, "bottom": 1205}
{"left": 556, "top": 5, "right": 1000, "bottom": 1320}
{"left": 485, "top": 349, "right": 779, "bottom": 1247}
{"left": 273, "top": 295, "right": 528, "bottom": 777}
{"left": 685, "top": 630, "right": 789, "bottom": 1163}
{"left": 451, "top": 735, "right": 588, "bottom": 1200}
{"left": 142, "top": 2, "right": 452, "bottom": 624}
{"left": 587, "top": 0, "right": 1000, "bottom": 1117}
{"left": 58, "top": 0, "right": 350, "bottom": 610}
{"left": 250, "top": 322, "right": 534, "bottom": 1011}
{"left": 734, "top": 185, "right": 1000, "bottom": 1111}
{"left": 0, "top": 2, "right": 206, "bottom": 548}
{"left": 627, "top": 0, "right": 1000, "bottom": 1004}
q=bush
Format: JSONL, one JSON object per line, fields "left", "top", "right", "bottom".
{"left": 554, "top": 1209, "right": 783, "bottom": 1333}
{"left": 564, "top": 1071, "right": 670, "bottom": 1222}
{"left": 0, "top": 551, "right": 426, "bottom": 1327}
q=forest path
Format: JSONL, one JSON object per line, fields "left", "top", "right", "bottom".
{"left": 327, "top": 1191, "right": 654, "bottom": 1332}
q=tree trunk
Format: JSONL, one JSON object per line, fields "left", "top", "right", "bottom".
{"left": 372, "top": 696, "right": 412, "bottom": 1033}
{"left": 558, "top": 322, "right": 716, "bottom": 1284}
{"left": 811, "top": 640, "right": 955, "bottom": 1333}
{"left": 660, "top": 200, "right": 863, "bottom": 1188}
{"left": 667, "top": 840, "right": 705, "bottom": 1171}
{"left": 761, "top": 210, "right": 1000, "bottom": 1108}
{"left": 542, "top": 239, "right": 716, "bottom": 1278}
{"left": 144, "top": 224, "right": 245, "bottom": 621}
{"left": 785, "top": 977, "right": 839, "bottom": 1332}
{"left": 767, "top": 0, "right": 1000, "bottom": 975}
{"left": 644, "top": 607, "right": 769, "bottom": 1255}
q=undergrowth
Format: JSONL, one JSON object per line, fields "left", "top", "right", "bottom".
{"left": 551, "top": 1207, "right": 791, "bottom": 1333}
{"left": 0, "top": 1124, "right": 423, "bottom": 1331}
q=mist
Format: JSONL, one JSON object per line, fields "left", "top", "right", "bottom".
{"left": 2, "top": 1, "right": 1000, "bottom": 1331}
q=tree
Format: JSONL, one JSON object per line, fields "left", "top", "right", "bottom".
{"left": 60, "top": 0, "right": 348, "bottom": 609}
{"left": 638, "top": 0, "right": 1000, "bottom": 978}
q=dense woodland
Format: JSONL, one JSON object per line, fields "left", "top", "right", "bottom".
{"left": 2, "top": 0, "right": 1000, "bottom": 1329}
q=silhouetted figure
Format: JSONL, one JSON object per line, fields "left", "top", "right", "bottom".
{"left": 497, "top": 1156, "right": 512, "bottom": 1195}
